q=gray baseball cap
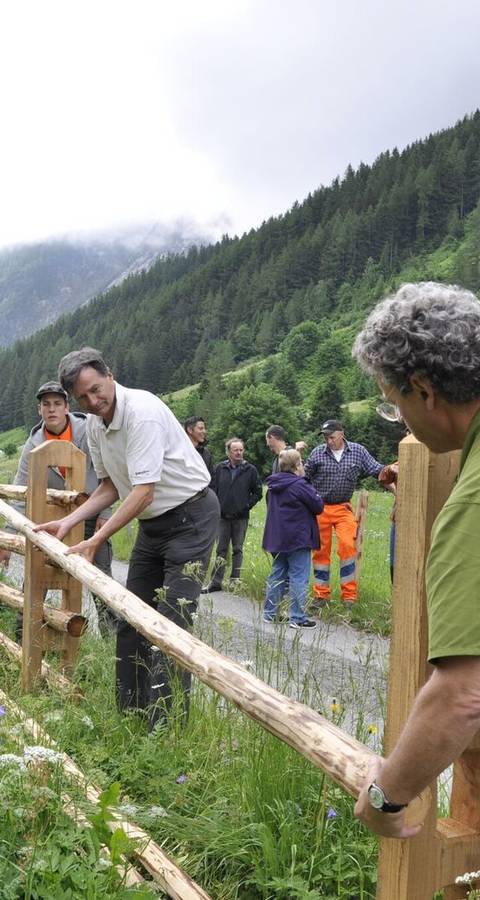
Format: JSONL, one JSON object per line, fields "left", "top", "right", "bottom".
{"left": 36, "top": 381, "right": 69, "bottom": 402}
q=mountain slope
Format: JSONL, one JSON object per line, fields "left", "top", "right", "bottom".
{"left": 0, "top": 111, "right": 479, "bottom": 435}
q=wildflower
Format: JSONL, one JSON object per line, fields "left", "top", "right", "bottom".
{"left": 327, "top": 808, "right": 337, "bottom": 819}
{"left": 146, "top": 805, "right": 168, "bottom": 819}
{"left": 367, "top": 724, "right": 378, "bottom": 735}
{"left": 24, "top": 746, "right": 63, "bottom": 764}
{"left": 455, "top": 870, "right": 480, "bottom": 885}
{"left": 242, "top": 659, "right": 254, "bottom": 671}
{"left": 81, "top": 715, "right": 94, "bottom": 730}
{"left": 177, "top": 597, "right": 192, "bottom": 607}
{"left": 117, "top": 803, "right": 139, "bottom": 817}
{"left": 0, "top": 753, "right": 26, "bottom": 770}
{"left": 191, "top": 612, "right": 199, "bottom": 622}
{"left": 330, "top": 698, "right": 342, "bottom": 715}
{"left": 0, "top": 705, "right": 6, "bottom": 717}
{"left": 98, "top": 857, "right": 113, "bottom": 870}
{"left": 43, "top": 710, "right": 63, "bottom": 724}
{"left": 176, "top": 773, "right": 188, "bottom": 784}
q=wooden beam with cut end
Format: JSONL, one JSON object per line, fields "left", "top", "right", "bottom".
{"left": 0, "top": 582, "right": 87, "bottom": 636}
{"left": 0, "top": 630, "right": 76, "bottom": 695}
{"left": 0, "top": 484, "right": 86, "bottom": 508}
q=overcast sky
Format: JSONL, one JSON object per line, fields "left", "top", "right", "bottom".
{"left": 1, "top": 0, "right": 479, "bottom": 249}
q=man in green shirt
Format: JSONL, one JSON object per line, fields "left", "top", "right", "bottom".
{"left": 351, "top": 281, "right": 480, "bottom": 839}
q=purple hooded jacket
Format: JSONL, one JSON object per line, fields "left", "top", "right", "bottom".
{"left": 262, "top": 473, "right": 324, "bottom": 554}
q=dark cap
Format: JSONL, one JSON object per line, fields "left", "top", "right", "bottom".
{"left": 321, "top": 418, "right": 343, "bottom": 434}
{"left": 36, "top": 381, "right": 69, "bottom": 402}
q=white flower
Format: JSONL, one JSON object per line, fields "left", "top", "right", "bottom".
{"left": 177, "top": 598, "right": 192, "bottom": 607}
{"left": 117, "top": 803, "right": 138, "bottom": 817}
{"left": 191, "top": 612, "right": 199, "bottom": 622}
{"left": 146, "top": 805, "right": 168, "bottom": 819}
{"left": 81, "top": 715, "right": 94, "bottom": 730}
{"left": 24, "top": 746, "right": 63, "bottom": 764}
{"left": 0, "top": 753, "right": 26, "bottom": 770}
{"left": 98, "top": 857, "right": 113, "bottom": 869}
{"left": 44, "top": 710, "right": 63, "bottom": 723}
{"left": 455, "top": 870, "right": 480, "bottom": 885}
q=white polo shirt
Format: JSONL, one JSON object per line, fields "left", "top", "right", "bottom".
{"left": 87, "top": 382, "right": 210, "bottom": 518}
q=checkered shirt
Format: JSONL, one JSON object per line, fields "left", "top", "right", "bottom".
{"left": 304, "top": 440, "right": 383, "bottom": 504}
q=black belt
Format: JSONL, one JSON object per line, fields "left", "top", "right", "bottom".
{"left": 143, "top": 487, "right": 209, "bottom": 525}
{"left": 180, "top": 486, "right": 209, "bottom": 507}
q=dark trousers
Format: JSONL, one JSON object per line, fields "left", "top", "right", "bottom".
{"left": 84, "top": 518, "right": 116, "bottom": 636}
{"left": 211, "top": 517, "right": 248, "bottom": 586}
{"left": 119, "top": 488, "right": 219, "bottom": 729}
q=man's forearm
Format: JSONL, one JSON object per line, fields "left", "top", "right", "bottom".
{"left": 87, "top": 484, "right": 154, "bottom": 546}
{"left": 379, "top": 659, "right": 480, "bottom": 804}
{"left": 61, "top": 480, "right": 120, "bottom": 532}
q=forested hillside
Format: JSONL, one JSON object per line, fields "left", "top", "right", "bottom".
{"left": 1, "top": 112, "right": 480, "bottom": 466}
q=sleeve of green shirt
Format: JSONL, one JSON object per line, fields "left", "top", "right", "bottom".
{"left": 427, "top": 497, "right": 480, "bottom": 662}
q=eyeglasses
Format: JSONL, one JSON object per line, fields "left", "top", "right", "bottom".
{"left": 376, "top": 385, "right": 404, "bottom": 424}
{"left": 376, "top": 401, "right": 404, "bottom": 424}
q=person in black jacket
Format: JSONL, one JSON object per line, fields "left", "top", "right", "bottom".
{"left": 202, "top": 437, "right": 262, "bottom": 592}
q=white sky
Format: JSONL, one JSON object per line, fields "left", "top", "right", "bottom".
{"left": 1, "top": 0, "right": 479, "bottom": 248}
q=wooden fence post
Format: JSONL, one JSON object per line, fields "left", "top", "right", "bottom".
{"left": 376, "top": 435, "right": 480, "bottom": 899}
{"left": 22, "top": 440, "right": 86, "bottom": 690}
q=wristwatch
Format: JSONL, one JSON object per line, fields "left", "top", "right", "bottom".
{"left": 367, "top": 781, "right": 408, "bottom": 813}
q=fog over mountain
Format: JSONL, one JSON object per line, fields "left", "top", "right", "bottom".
{"left": 0, "top": 219, "right": 212, "bottom": 347}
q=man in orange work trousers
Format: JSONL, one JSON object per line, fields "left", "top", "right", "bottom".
{"left": 304, "top": 419, "right": 389, "bottom": 609}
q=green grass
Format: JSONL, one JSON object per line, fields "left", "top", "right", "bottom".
{"left": 0, "top": 601, "right": 381, "bottom": 899}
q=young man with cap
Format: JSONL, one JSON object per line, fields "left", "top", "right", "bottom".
{"left": 304, "top": 419, "right": 385, "bottom": 608}
{"left": 34, "top": 349, "right": 220, "bottom": 730}
{"left": 0, "top": 381, "right": 115, "bottom": 634}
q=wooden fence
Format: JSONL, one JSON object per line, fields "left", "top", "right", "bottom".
{"left": 0, "top": 436, "right": 479, "bottom": 898}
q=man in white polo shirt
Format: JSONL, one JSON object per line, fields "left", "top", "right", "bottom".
{"left": 35, "top": 347, "right": 219, "bottom": 729}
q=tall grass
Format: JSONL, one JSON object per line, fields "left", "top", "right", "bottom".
{"left": 0, "top": 596, "right": 384, "bottom": 899}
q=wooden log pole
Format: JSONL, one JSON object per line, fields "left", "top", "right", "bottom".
{"left": 0, "top": 484, "right": 85, "bottom": 508}
{"left": 0, "top": 582, "right": 87, "bottom": 636}
{"left": 0, "top": 690, "right": 213, "bottom": 899}
{"left": 354, "top": 489, "right": 369, "bottom": 582}
{"left": 61, "top": 794, "right": 145, "bottom": 887}
{"left": 0, "top": 497, "right": 431, "bottom": 826}
{"left": 0, "top": 630, "right": 76, "bottom": 694}
{"left": 0, "top": 530, "right": 25, "bottom": 555}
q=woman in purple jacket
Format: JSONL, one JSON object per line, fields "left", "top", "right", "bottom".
{"left": 263, "top": 449, "right": 324, "bottom": 629}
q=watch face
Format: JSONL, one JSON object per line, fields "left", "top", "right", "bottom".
{"left": 368, "top": 783, "right": 385, "bottom": 810}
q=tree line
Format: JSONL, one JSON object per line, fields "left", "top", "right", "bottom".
{"left": 1, "top": 111, "right": 480, "bottom": 440}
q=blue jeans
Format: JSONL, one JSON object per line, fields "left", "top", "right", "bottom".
{"left": 264, "top": 549, "right": 311, "bottom": 624}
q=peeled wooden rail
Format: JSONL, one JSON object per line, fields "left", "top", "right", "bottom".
{"left": 0, "top": 497, "right": 431, "bottom": 828}
{"left": 0, "top": 484, "right": 85, "bottom": 508}
{"left": 0, "top": 529, "right": 25, "bottom": 554}
{"left": 0, "top": 630, "right": 75, "bottom": 694}
{"left": 0, "top": 582, "right": 87, "bottom": 636}
{"left": 0, "top": 689, "right": 213, "bottom": 900}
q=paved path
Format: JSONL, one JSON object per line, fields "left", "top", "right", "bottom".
{"left": 5, "top": 554, "right": 389, "bottom": 733}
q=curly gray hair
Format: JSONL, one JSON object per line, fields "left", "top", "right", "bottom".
{"left": 352, "top": 282, "right": 480, "bottom": 403}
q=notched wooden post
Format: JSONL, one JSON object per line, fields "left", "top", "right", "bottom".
{"left": 22, "top": 440, "right": 86, "bottom": 690}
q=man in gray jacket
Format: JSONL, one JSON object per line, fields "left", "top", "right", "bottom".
{"left": 0, "top": 381, "right": 115, "bottom": 634}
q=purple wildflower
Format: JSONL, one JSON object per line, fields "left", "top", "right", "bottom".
{"left": 176, "top": 774, "right": 188, "bottom": 784}
{"left": 327, "top": 807, "right": 337, "bottom": 819}
{"left": 0, "top": 706, "right": 6, "bottom": 717}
